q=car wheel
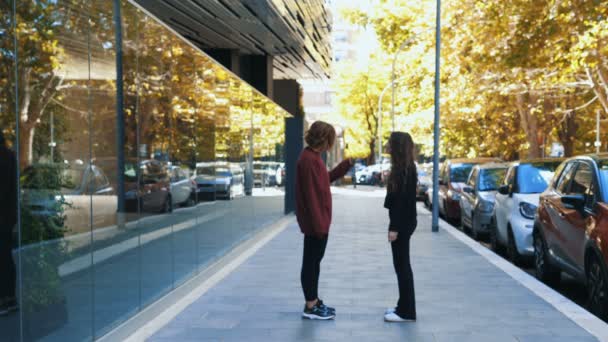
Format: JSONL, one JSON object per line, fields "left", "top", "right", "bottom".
{"left": 424, "top": 196, "right": 431, "bottom": 209}
{"left": 462, "top": 210, "right": 470, "bottom": 233}
{"left": 162, "top": 196, "right": 173, "bottom": 213}
{"left": 228, "top": 186, "right": 233, "bottom": 200}
{"left": 507, "top": 227, "right": 522, "bottom": 265}
{"left": 185, "top": 195, "right": 195, "bottom": 207}
{"left": 489, "top": 217, "right": 504, "bottom": 254}
{"left": 470, "top": 214, "right": 479, "bottom": 240}
{"left": 587, "top": 255, "right": 608, "bottom": 320}
{"left": 533, "top": 231, "right": 560, "bottom": 285}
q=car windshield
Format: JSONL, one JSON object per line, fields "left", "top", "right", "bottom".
{"left": 61, "top": 168, "right": 85, "bottom": 191}
{"left": 517, "top": 162, "right": 561, "bottom": 194}
{"left": 215, "top": 169, "right": 231, "bottom": 177}
{"left": 196, "top": 167, "right": 215, "bottom": 176}
{"left": 596, "top": 160, "right": 608, "bottom": 199}
{"left": 478, "top": 168, "right": 507, "bottom": 191}
{"left": 450, "top": 164, "right": 473, "bottom": 183}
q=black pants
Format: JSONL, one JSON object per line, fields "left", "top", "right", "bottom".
{"left": 301, "top": 234, "right": 328, "bottom": 302}
{"left": 0, "top": 228, "right": 16, "bottom": 299}
{"left": 391, "top": 230, "right": 416, "bottom": 319}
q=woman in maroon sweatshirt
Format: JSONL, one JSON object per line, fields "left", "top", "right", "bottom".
{"left": 296, "top": 121, "right": 352, "bottom": 320}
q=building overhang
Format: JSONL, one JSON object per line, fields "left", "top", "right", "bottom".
{"left": 134, "top": 0, "right": 332, "bottom": 80}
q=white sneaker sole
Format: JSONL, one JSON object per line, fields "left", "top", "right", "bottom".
{"left": 302, "top": 312, "right": 336, "bottom": 320}
{"left": 384, "top": 317, "right": 416, "bottom": 323}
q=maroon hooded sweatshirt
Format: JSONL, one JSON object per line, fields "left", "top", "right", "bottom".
{"left": 295, "top": 147, "right": 352, "bottom": 237}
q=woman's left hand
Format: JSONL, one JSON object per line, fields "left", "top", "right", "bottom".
{"left": 388, "top": 231, "right": 398, "bottom": 242}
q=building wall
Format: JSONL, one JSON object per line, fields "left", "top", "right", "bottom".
{"left": 0, "top": 1, "right": 286, "bottom": 341}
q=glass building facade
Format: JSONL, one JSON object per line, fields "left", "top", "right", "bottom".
{"left": 1, "top": 1, "right": 287, "bottom": 340}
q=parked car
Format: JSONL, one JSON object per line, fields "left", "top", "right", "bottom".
{"left": 214, "top": 164, "right": 245, "bottom": 199}
{"left": 169, "top": 166, "right": 196, "bottom": 207}
{"left": 194, "top": 163, "right": 218, "bottom": 200}
{"left": 424, "top": 187, "right": 434, "bottom": 209}
{"left": 417, "top": 166, "right": 432, "bottom": 201}
{"left": 253, "top": 162, "right": 273, "bottom": 187}
{"left": 357, "top": 163, "right": 390, "bottom": 185}
{"left": 534, "top": 154, "right": 608, "bottom": 319}
{"left": 125, "top": 160, "right": 172, "bottom": 213}
{"left": 438, "top": 158, "right": 501, "bottom": 223}
{"left": 460, "top": 163, "right": 508, "bottom": 240}
{"left": 491, "top": 158, "right": 563, "bottom": 263}
{"left": 266, "top": 162, "right": 285, "bottom": 187}
{"left": 21, "top": 162, "right": 117, "bottom": 235}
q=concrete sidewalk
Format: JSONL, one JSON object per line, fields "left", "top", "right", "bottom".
{"left": 146, "top": 191, "right": 602, "bottom": 342}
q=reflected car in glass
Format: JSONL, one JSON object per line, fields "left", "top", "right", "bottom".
{"left": 491, "top": 158, "right": 564, "bottom": 264}
{"left": 21, "top": 162, "right": 117, "bottom": 236}
{"left": 169, "top": 166, "right": 196, "bottom": 207}
{"left": 193, "top": 163, "right": 218, "bottom": 201}
{"left": 253, "top": 162, "right": 273, "bottom": 187}
{"left": 214, "top": 163, "right": 245, "bottom": 200}
{"left": 124, "top": 160, "right": 172, "bottom": 213}
{"left": 460, "top": 163, "right": 508, "bottom": 240}
{"left": 534, "top": 155, "right": 608, "bottom": 320}
{"left": 438, "top": 158, "right": 502, "bottom": 224}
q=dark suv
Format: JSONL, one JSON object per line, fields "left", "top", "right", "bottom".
{"left": 534, "top": 154, "right": 608, "bottom": 319}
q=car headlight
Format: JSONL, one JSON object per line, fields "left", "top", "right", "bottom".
{"left": 448, "top": 190, "right": 460, "bottom": 201}
{"left": 519, "top": 202, "right": 537, "bottom": 220}
{"left": 477, "top": 200, "right": 494, "bottom": 212}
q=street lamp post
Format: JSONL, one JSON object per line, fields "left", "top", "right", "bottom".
{"left": 431, "top": 0, "right": 441, "bottom": 233}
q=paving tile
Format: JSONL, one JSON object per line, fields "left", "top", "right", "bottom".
{"left": 148, "top": 195, "right": 599, "bottom": 342}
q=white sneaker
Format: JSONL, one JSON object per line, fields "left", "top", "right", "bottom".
{"left": 385, "top": 307, "right": 395, "bottom": 315}
{"left": 384, "top": 312, "right": 416, "bottom": 322}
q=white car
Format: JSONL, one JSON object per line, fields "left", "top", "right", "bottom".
{"left": 356, "top": 163, "right": 390, "bottom": 185}
{"left": 169, "top": 166, "right": 196, "bottom": 207}
{"left": 491, "top": 159, "right": 564, "bottom": 264}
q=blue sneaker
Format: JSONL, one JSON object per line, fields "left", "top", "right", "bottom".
{"left": 302, "top": 302, "right": 335, "bottom": 320}
{"left": 317, "top": 299, "right": 335, "bottom": 314}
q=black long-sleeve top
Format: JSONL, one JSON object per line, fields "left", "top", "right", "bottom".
{"left": 384, "top": 166, "right": 418, "bottom": 233}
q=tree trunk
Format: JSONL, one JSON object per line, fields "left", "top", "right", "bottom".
{"left": 368, "top": 138, "right": 376, "bottom": 165}
{"left": 556, "top": 96, "right": 578, "bottom": 158}
{"left": 19, "top": 124, "right": 35, "bottom": 170}
{"left": 515, "top": 92, "right": 541, "bottom": 158}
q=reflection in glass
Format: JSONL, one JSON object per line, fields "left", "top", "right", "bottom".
{"left": 4, "top": 0, "right": 287, "bottom": 339}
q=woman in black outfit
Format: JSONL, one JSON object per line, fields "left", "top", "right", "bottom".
{"left": 383, "top": 132, "right": 417, "bottom": 322}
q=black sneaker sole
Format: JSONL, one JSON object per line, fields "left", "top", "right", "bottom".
{"left": 302, "top": 312, "right": 336, "bottom": 320}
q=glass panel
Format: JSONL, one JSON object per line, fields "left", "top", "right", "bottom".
{"left": 0, "top": 0, "right": 20, "bottom": 340}
{"left": 134, "top": 11, "right": 175, "bottom": 308}
{"left": 252, "top": 94, "right": 287, "bottom": 229}
{"left": 89, "top": 1, "right": 136, "bottom": 338}
{"left": 166, "top": 42, "right": 198, "bottom": 288}
{"left": 18, "top": 1, "right": 94, "bottom": 340}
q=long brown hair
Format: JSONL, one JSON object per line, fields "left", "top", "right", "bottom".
{"left": 387, "top": 132, "right": 416, "bottom": 193}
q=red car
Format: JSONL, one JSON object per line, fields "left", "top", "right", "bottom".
{"left": 534, "top": 154, "right": 608, "bottom": 319}
{"left": 438, "top": 158, "right": 502, "bottom": 224}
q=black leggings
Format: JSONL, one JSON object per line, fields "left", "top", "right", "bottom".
{"left": 301, "top": 234, "right": 328, "bottom": 302}
{"left": 0, "top": 228, "right": 16, "bottom": 299}
{"left": 391, "top": 230, "right": 416, "bottom": 319}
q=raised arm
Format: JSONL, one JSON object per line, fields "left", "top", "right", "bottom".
{"left": 329, "top": 159, "right": 353, "bottom": 183}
